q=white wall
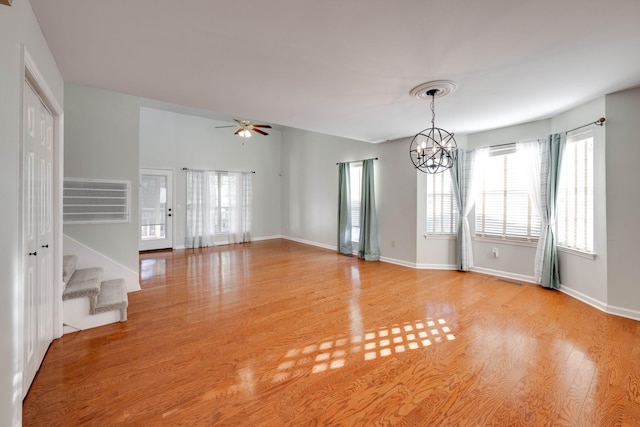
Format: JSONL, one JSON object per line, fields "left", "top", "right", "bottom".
{"left": 0, "top": 2, "right": 63, "bottom": 425}
{"left": 64, "top": 84, "right": 140, "bottom": 272}
{"left": 280, "top": 128, "right": 418, "bottom": 264}
{"left": 376, "top": 139, "right": 419, "bottom": 265}
{"left": 605, "top": 86, "right": 640, "bottom": 317}
{"left": 139, "top": 107, "right": 282, "bottom": 245}
{"left": 280, "top": 128, "right": 377, "bottom": 249}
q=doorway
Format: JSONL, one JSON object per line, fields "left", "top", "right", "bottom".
{"left": 139, "top": 169, "right": 173, "bottom": 251}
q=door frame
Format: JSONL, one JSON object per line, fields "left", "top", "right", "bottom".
{"left": 139, "top": 168, "right": 174, "bottom": 251}
{"left": 19, "top": 47, "right": 64, "bottom": 376}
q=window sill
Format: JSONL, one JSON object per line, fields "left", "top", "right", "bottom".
{"left": 558, "top": 246, "right": 597, "bottom": 260}
{"left": 474, "top": 236, "right": 538, "bottom": 248}
{"left": 422, "top": 234, "right": 456, "bottom": 240}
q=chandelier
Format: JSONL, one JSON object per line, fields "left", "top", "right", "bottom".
{"left": 409, "top": 81, "right": 458, "bottom": 174}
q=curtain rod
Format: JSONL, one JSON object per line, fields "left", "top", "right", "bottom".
{"left": 484, "top": 117, "right": 606, "bottom": 150}
{"left": 182, "top": 167, "right": 255, "bottom": 174}
{"left": 336, "top": 157, "right": 379, "bottom": 165}
{"left": 567, "top": 117, "right": 605, "bottom": 133}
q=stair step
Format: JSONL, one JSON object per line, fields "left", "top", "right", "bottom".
{"left": 63, "top": 255, "right": 78, "bottom": 285}
{"left": 92, "top": 279, "right": 128, "bottom": 321}
{"left": 62, "top": 267, "right": 103, "bottom": 300}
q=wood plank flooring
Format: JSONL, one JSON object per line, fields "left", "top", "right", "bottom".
{"left": 23, "top": 239, "right": 640, "bottom": 426}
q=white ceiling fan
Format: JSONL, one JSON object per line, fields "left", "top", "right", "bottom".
{"left": 216, "top": 119, "right": 272, "bottom": 138}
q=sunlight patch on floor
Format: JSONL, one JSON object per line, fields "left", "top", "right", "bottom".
{"left": 273, "top": 318, "right": 455, "bottom": 382}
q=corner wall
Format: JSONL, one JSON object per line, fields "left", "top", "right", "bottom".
{"left": 605, "top": 86, "right": 640, "bottom": 317}
{"left": 280, "top": 128, "right": 417, "bottom": 265}
{"left": 63, "top": 84, "right": 140, "bottom": 273}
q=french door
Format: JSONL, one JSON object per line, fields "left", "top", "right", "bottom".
{"left": 139, "top": 169, "right": 173, "bottom": 251}
{"left": 23, "top": 79, "right": 54, "bottom": 397}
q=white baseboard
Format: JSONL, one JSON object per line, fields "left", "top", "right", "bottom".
{"left": 64, "top": 234, "right": 141, "bottom": 292}
{"left": 606, "top": 304, "right": 640, "bottom": 321}
{"left": 415, "top": 263, "right": 457, "bottom": 270}
{"left": 559, "top": 285, "right": 640, "bottom": 321}
{"left": 173, "top": 235, "right": 283, "bottom": 251}
{"left": 252, "top": 235, "right": 283, "bottom": 242}
{"left": 379, "top": 257, "right": 416, "bottom": 268}
{"left": 281, "top": 235, "right": 336, "bottom": 252}
{"left": 470, "top": 266, "right": 536, "bottom": 284}
{"left": 558, "top": 285, "right": 608, "bottom": 313}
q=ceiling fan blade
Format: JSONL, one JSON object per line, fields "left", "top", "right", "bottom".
{"left": 234, "top": 129, "right": 242, "bottom": 135}
{"left": 253, "top": 128, "right": 268, "bottom": 136}
{"left": 252, "top": 124, "right": 272, "bottom": 129}
{"left": 234, "top": 119, "right": 243, "bottom": 124}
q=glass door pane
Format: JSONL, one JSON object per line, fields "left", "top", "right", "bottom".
{"left": 140, "top": 169, "right": 173, "bottom": 251}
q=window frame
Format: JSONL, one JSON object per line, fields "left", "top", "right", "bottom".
{"left": 474, "top": 145, "right": 541, "bottom": 243}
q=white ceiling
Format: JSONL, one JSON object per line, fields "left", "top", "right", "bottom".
{"left": 30, "top": 0, "right": 640, "bottom": 143}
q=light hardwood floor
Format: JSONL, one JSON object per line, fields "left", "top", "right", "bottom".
{"left": 23, "top": 239, "right": 640, "bottom": 426}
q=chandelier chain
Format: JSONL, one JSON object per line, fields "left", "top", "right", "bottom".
{"left": 430, "top": 93, "right": 436, "bottom": 129}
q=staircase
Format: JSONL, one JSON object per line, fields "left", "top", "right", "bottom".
{"left": 62, "top": 255, "right": 128, "bottom": 333}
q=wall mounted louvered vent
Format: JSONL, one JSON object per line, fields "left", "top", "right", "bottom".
{"left": 63, "top": 178, "right": 130, "bottom": 224}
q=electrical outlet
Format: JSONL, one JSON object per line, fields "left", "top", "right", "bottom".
{"left": 492, "top": 248, "right": 499, "bottom": 258}
{"left": 391, "top": 240, "right": 396, "bottom": 248}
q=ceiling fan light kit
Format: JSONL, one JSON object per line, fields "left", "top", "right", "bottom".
{"left": 216, "top": 119, "right": 272, "bottom": 138}
{"left": 409, "top": 80, "right": 458, "bottom": 174}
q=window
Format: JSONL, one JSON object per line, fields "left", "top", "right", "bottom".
{"left": 475, "top": 146, "right": 540, "bottom": 242}
{"left": 426, "top": 171, "right": 458, "bottom": 234}
{"left": 185, "top": 170, "right": 252, "bottom": 247}
{"left": 209, "top": 172, "right": 237, "bottom": 233}
{"left": 557, "top": 132, "right": 594, "bottom": 252}
{"left": 350, "top": 162, "right": 362, "bottom": 242}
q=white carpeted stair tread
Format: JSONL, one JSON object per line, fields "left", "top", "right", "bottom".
{"left": 63, "top": 255, "right": 78, "bottom": 285}
{"left": 92, "top": 279, "right": 128, "bottom": 321}
{"left": 62, "top": 267, "right": 103, "bottom": 300}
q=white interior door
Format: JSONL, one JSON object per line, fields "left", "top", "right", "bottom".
{"left": 139, "top": 169, "right": 173, "bottom": 251}
{"left": 23, "top": 80, "right": 54, "bottom": 397}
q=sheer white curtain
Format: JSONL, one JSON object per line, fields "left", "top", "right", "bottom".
{"left": 185, "top": 170, "right": 215, "bottom": 248}
{"left": 450, "top": 148, "right": 488, "bottom": 271}
{"left": 228, "top": 172, "right": 252, "bottom": 244}
{"left": 517, "top": 140, "right": 546, "bottom": 282}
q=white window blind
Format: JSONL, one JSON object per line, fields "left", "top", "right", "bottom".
{"left": 63, "top": 178, "right": 130, "bottom": 224}
{"left": 350, "top": 162, "right": 362, "bottom": 242}
{"left": 426, "top": 171, "right": 458, "bottom": 234}
{"left": 557, "top": 132, "right": 594, "bottom": 252}
{"left": 475, "top": 147, "right": 540, "bottom": 241}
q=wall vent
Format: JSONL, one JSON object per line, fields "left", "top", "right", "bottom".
{"left": 63, "top": 178, "right": 130, "bottom": 224}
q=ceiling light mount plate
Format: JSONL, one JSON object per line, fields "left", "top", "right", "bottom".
{"left": 410, "top": 80, "right": 457, "bottom": 100}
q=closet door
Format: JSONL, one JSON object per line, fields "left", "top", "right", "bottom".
{"left": 22, "top": 80, "right": 54, "bottom": 397}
